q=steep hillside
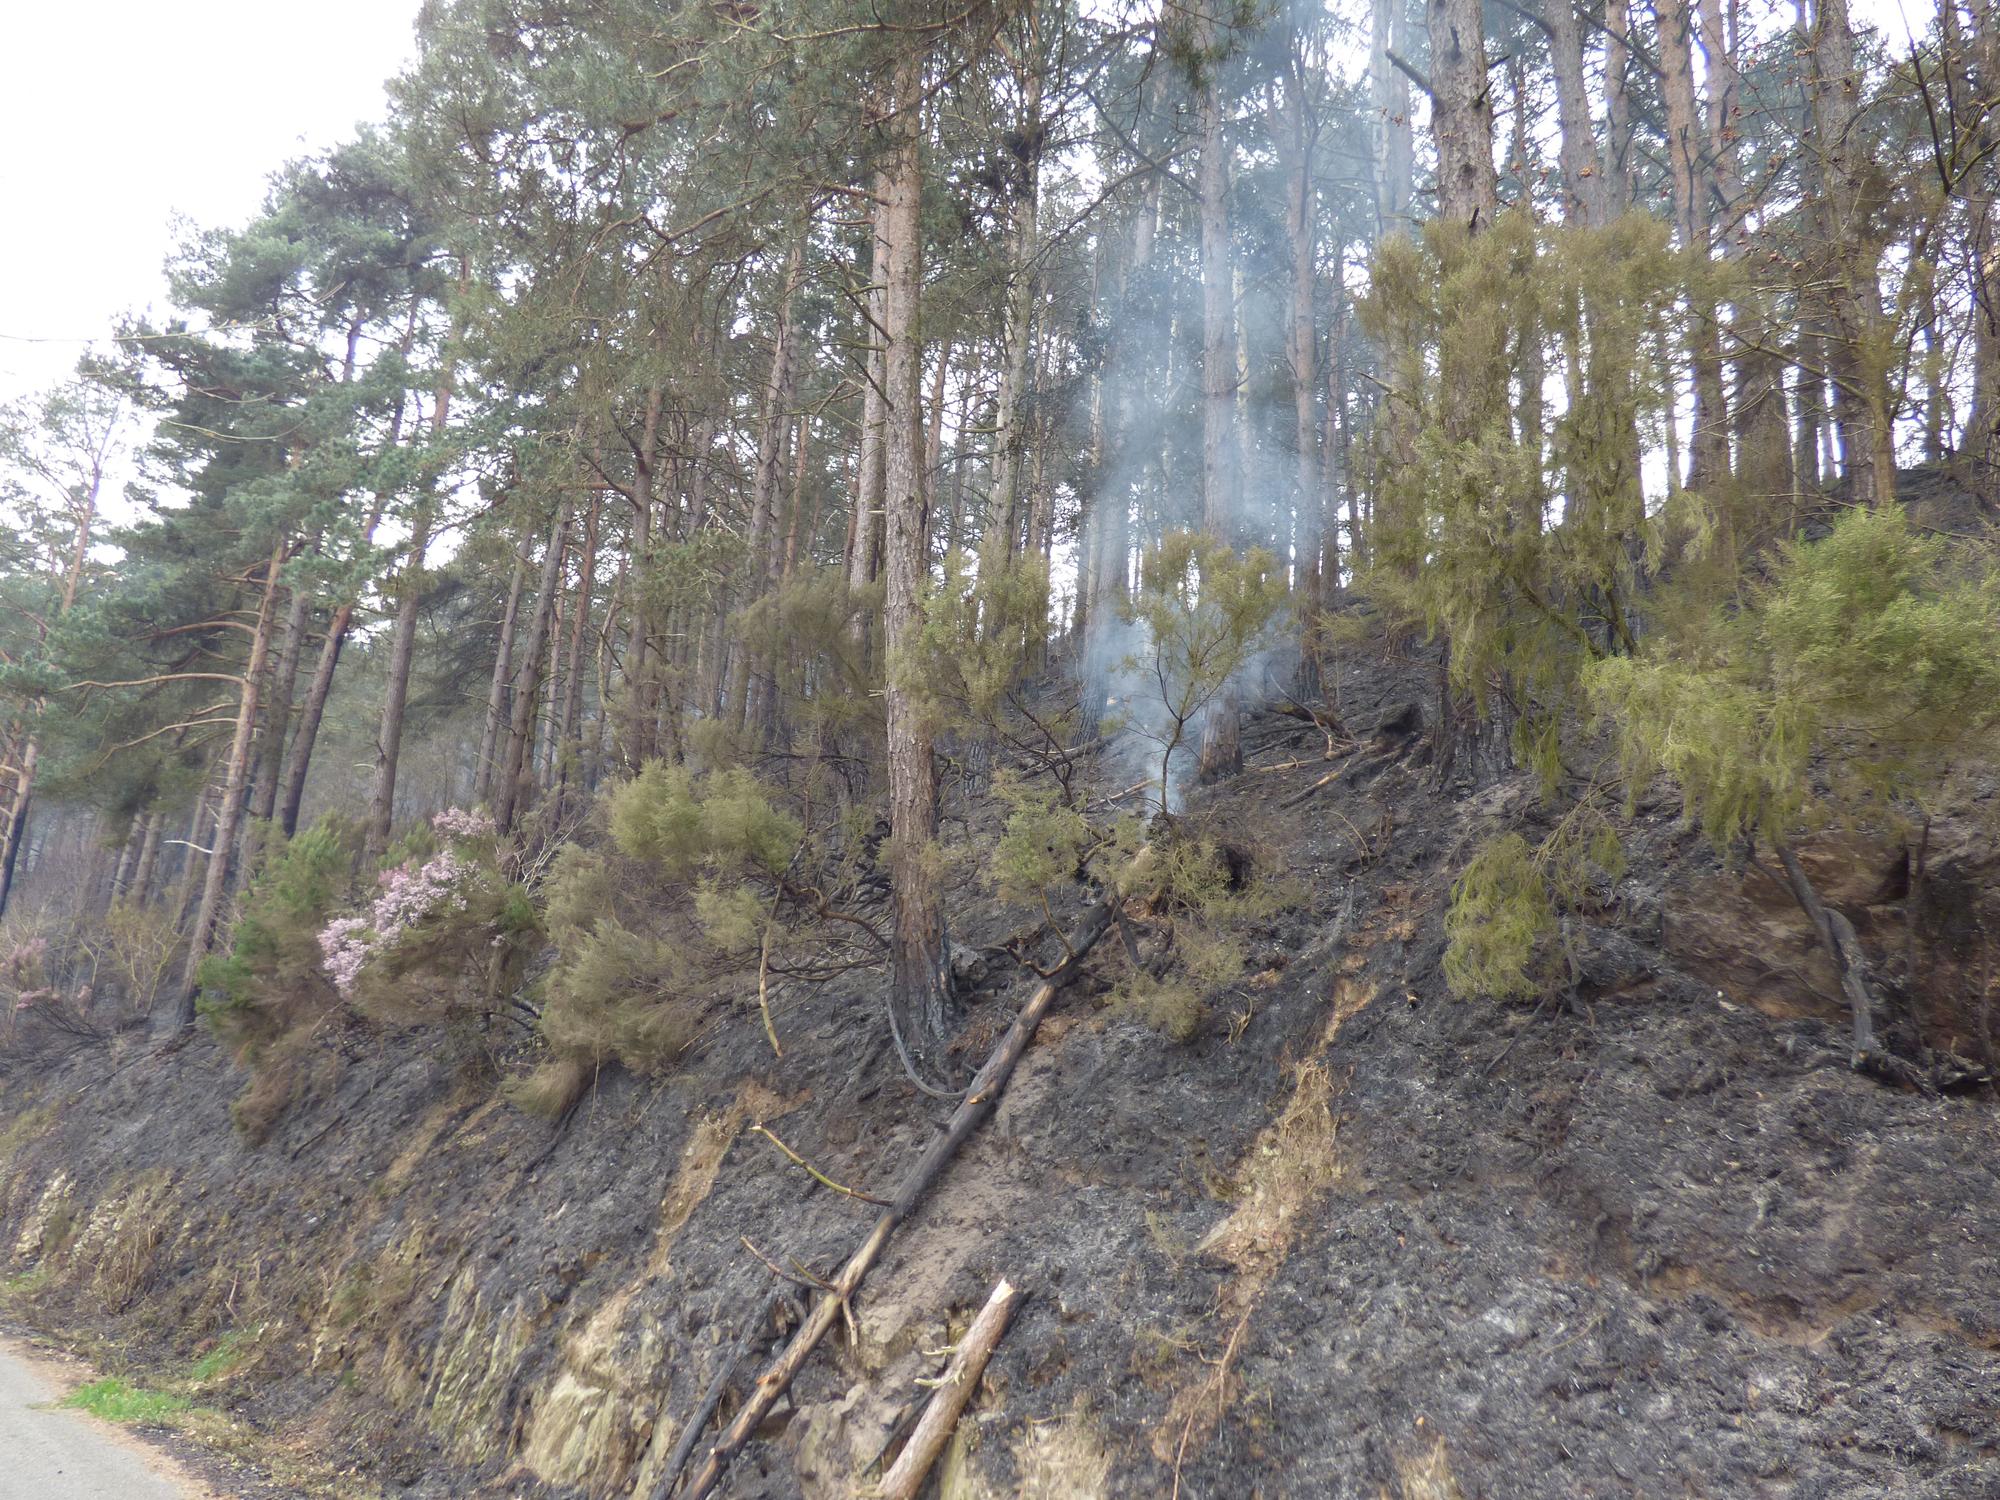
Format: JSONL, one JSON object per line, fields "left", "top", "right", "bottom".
{"left": 4, "top": 648, "right": 1998, "bottom": 1500}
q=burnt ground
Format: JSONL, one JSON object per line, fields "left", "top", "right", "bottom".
{"left": 2, "top": 638, "right": 1998, "bottom": 1500}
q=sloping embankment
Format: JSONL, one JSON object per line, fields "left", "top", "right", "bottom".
{"left": 4, "top": 690, "right": 1999, "bottom": 1498}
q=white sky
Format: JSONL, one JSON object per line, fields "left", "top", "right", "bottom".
{"left": 0, "top": 0, "right": 423, "bottom": 401}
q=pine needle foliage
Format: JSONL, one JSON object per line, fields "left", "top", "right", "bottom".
{"left": 198, "top": 818, "right": 359, "bottom": 1038}
{"left": 1120, "top": 531, "right": 1287, "bottom": 817}
{"left": 1588, "top": 503, "right": 2000, "bottom": 849}
{"left": 1361, "top": 212, "right": 1704, "bottom": 783}
{"left": 901, "top": 547, "right": 1056, "bottom": 742}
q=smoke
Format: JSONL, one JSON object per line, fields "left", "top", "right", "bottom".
{"left": 1074, "top": 191, "right": 1301, "bottom": 816}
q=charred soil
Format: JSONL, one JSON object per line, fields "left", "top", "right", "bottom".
{"left": 2, "top": 647, "right": 1997, "bottom": 1499}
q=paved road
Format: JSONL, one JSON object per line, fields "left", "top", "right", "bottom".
{"left": 0, "top": 1337, "right": 204, "bottom": 1499}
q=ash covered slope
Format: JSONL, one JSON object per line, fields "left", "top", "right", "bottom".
{"left": 2, "top": 652, "right": 1998, "bottom": 1500}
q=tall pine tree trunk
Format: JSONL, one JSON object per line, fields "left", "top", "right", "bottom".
{"left": 248, "top": 577, "right": 310, "bottom": 827}
{"left": 495, "top": 507, "right": 572, "bottom": 837}
{"left": 1369, "top": 0, "right": 1415, "bottom": 237}
{"left": 1542, "top": 0, "right": 1603, "bottom": 226}
{"left": 1429, "top": 0, "right": 1501, "bottom": 228}
{"left": 551, "top": 494, "right": 600, "bottom": 823}
{"left": 729, "top": 243, "right": 804, "bottom": 738}
{"left": 1602, "top": 0, "right": 1636, "bottom": 212}
{"left": 988, "top": 65, "right": 1044, "bottom": 565}
{"left": 1699, "top": 0, "right": 1794, "bottom": 528}
{"left": 849, "top": 169, "right": 893, "bottom": 645}
{"left": 1285, "top": 52, "right": 1328, "bottom": 700}
{"left": 1656, "top": 0, "right": 1733, "bottom": 507}
{"left": 130, "top": 809, "right": 162, "bottom": 908}
{"left": 177, "top": 539, "right": 286, "bottom": 1029}
{"left": 1196, "top": 7, "right": 1244, "bottom": 782}
{"left": 880, "top": 53, "right": 953, "bottom": 1071}
{"left": 1804, "top": 0, "right": 1896, "bottom": 506}
{"left": 476, "top": 530, "right": 533, "bottom": 804}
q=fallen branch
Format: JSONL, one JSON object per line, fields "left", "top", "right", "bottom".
{"left": 751, "top": 1125, "right": 892, "bottom": 1206}
{"left": 1278, "top": 770, "right": 1341, "bottom": 809}
{"left": 679, "top": 900, "right": 1116, "bottom": 1500}
{"left": 874, "top": 1277, "right": 1023, "bottom": 1500}
{"left": 649, "top": 1289, "right": 786, "bottom": 1500}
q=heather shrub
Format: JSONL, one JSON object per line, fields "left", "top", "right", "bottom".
{"left": 320, "top": 808, "right": 538, "bottom": 1026}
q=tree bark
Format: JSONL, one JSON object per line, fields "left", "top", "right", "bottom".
{"left": 880, "top": 52, "right": 953, "bottom": 1069}
{"left": 177, "top": 538, "right": 286, "bottom": 1029}
{"left": 1542, "top": 0, "right": 1604, "bottom": 226}
{"left": 1428, "top": 0, "right": 1501, "bottom": 228}
{"left": 1601, "top": 0, "right": 1637, "bottom": 213}
{"left": 1284, "top": 43, "right": 1329, "bottom": 701}
{"left": 248, "top": 574, "right": 310, "bottom": 827}
{"left": 1699, "top": 0, "right": 1795, "bottom": 525}
{"left": 848, "top": 167, "right": 893, "bottom": 651}
{"left": 366, "top": 269, "right": 465, "bottom": 861}
{"left": 1080, "top": 187, "right": 1156, "bottom": 741}
{"left": 365, "top": 507, "right": 432, "bottom": 862}
{"left": 621, "top": 384, "right": 668, "bottom": 761}
{"left": 475, "top": 529, "right": 533, "bottom": 805}
{"left": 1196, "top": 7, "right": 1244, "bottom": 781}
{"left": 987, "top": 58, "right": 1044, "bottom": 565}
{"left": 130, "top": 809, "right": 162, "bottom": 907}
{"left": 1803, "top": 0, "right": 1896, "bottom": 506}
{"left": 1656, "top": 0, "right": 1733, "bottom": 504}
{"left": 551, "top": 493, "right": 600, "bottom": 822}
{"left": 1368, "top": 0, "right": 1415, "bottom": 237}
{"left": 729, "top": 242, "right": 805, "bottom": 738}
{"left": 494, "top": 506, "right": 571, "bottom": 837}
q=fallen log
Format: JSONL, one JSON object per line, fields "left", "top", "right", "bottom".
{"left": 874, "top": 1277, "right": 1022, "bottom": 1500}
{"left": 677, "top": 899, "right": 1115, "bottom": 1500}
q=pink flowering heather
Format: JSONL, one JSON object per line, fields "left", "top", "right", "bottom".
{"left": 317, "top": 847, "right": 478, "bottom": 998}
{"left": 318, "top": 916, "right": 374, "bottom": 998}
{"left": 431, "top": 806, "right": 496, "bottom": 841}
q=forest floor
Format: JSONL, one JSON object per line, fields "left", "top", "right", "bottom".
{"left": 2, "top": 631, "right": 1998, "bottom": 1499}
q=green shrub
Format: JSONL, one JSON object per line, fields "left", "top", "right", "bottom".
{"left": 1589, "top": 503, "right": 2000, "bottom": 848}
{"left": 197, "top": 817, "right": 357, "bottom": 1029}
{"left": 1119, "top": 532, "right": 1288, "bottom": 817}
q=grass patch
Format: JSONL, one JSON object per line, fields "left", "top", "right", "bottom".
{"left": 60, "top": 1377, "right": 190, "bottom": 1425}
{"left": 187, "top": 1329, "right": 255, "bottom": 1384}
{"left": 0, "top": 1103, "right": 54, "bottom": 1161}
{"left": 0, "top": 1266, "right": 50, "bottom": 1300}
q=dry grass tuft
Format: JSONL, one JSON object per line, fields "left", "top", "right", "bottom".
{"left": 1198, "top": 1056, "right": 1343, "bottom": 1282}
{"left": 1394, "top": 1436, "right": 1464, "bottom": 1499}
{"left": 1011, "top": 1401, "right": 1114, "bottom": 1499}
{"left": 502, "top": 1055, "right": 597, "bottom": 1121}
